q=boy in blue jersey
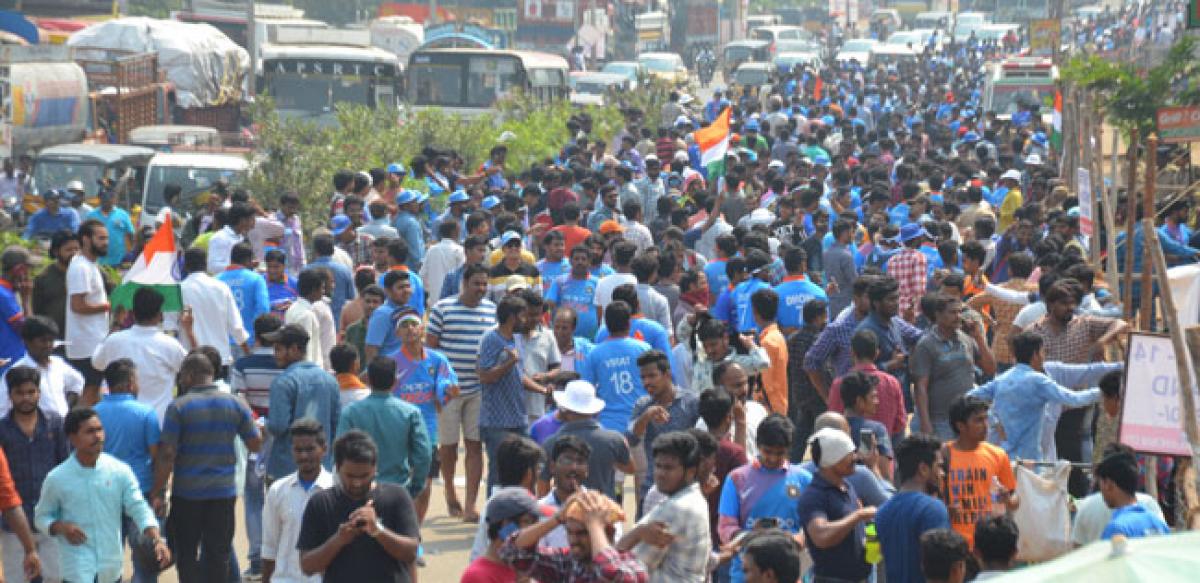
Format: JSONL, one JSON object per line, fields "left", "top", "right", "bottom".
{"left": 703, "top": 234, "right": 738, "bottom": 301}
{"left": 218, "top": 243, "right": 270, "bottom": 347}
{"left": 545, "top": 245, "right": 601, "bottom": 340}
{"left": 391, "top": 308, "right": 459, "bottom": 522}
{"left": 712, "top": 257, "right": 748, "bottom": 326}
{"left": 731, "top": 250, "right": 773, "bottom": 334}
{"left": 536, "top": 231, "right": 570, "bottom": 294}
{"left": 774, "top": 246, "right": 828, "bottom": 335}
{"left": 1096, "top": 449, "right": 1170, "bottom": 540}
{"left": 364, "top": 269, "right": 415, "bottom": 362}
{"left": 580, "top": 300, "right": 651, "bottom": 434}
{"left": 717, "top": 414, "right": 812, "bottom": 583}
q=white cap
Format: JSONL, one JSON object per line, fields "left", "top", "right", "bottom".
{"left": 673, "top": 150, "right": 690, "bottom": 163}
{"left": 1001, "top": 169, "right": 1023, "bottom": 181}
{"left": 552, "top": 380, "right": 606, "bottom": 415}
{"left": 809, "top": 427, "right": 857, "bottom": 468}
{"left": 1024, "top": 153, "right": 1043, "bottom": 165}
{"left": 767, "top": 160, "right": 786, "bottom": 170}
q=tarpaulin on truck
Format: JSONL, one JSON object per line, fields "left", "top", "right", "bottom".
{"left": 67, "top": 17, "right": 249, "bottom": 109}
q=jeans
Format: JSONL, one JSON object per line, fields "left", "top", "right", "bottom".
{"left": 121, "top": 513, "right": 160, "bottom": 583}
{"left": 480, "top": 425, "right": 527, "bottom": 495}
{"left": 243, "top": 456, "right": 266, "bottom": 574}
{"left": 168, "top": 496, "right": 236, "bottom": 583}
{"left": 2, "top": 530, "right": 61, "bottom": 582}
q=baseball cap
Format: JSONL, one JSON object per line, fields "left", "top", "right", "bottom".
{"left": 262, "top": 323, "right": 310, "bottom": 346}
{"left": 448, "top": 190, "right": 470, "bottom": 204}
{"left": 500, "top": 231, "right": 523, "bottom": 247}
{"left": 485, "top": 489, "right": 541, "bottom": 526}
{"left": 809, "top": 427, "right": 856, "bottom": 468}
{"left": 0, "top": 247, "right": 32, "bottom": 272}
{"left": 505, "top": 274, "right": 529, "bottom": 292}
{"left": 482, "top": 196, "right": 502, "bottom": 210}
{"left": 598, "top": 220, "right": 625, "bottom": 235}
{"left": 674, "top": 115, "right": 693, "bottom": 128}
{"left": 330, "top": 214, "right": 352, "bottom": 236}
{"left": 395, "top": 190, "right": 418, "bottom": 206}
{"left": 898, "top": 223, "right": 932, "bottom": 243}
{"left": 1001, "top": 169, "right": 1022, "bottom": 181}
{"left": 42, "top": 189, "right": 63, "bottom": 202}
{"left": 744, "top": 119, "right": 760, "bottom": 132}
{"left": 387, "top": 162, "right": 406, "bottom": 175}
{"left": 66, "top": 180, "right": 85, "bottom": 193}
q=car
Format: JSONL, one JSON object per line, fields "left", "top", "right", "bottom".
{"left": 885, "top": 29, "right": 939, "bottom": 51}
{"left": 721, "top": 39, "right": 772, "bottom": 78}
{"left": 729, "top": 62, "right": 775, "bottom": 110}
{"left": 835, "top": 38, "right": 879, "bottom": 67}
{"left": 868, "top": 45, "right": 919, "bottom": 70}
{"left": 139, "top": 152, "right": 252, "bottom": 229}
{"left": 953, "top": 11, "right": 992, "bottom": 42}
{"left": 600, "top": 61, "right": 644, "bottom": 90}
{"left": 913, "top": 11, "right": 952, "bottom": 30}
{"left": 751, "top": 25, "right": 811, "bottom": 56}
{"left": 775, "top": 38, "right": 825, "bottom": 58}
{"left": 773, "top": 51, "right": 822, "bottom": 74}
{"left": 569, "top": 72, "right": 629, "bottom": 106}
{"left": 637, "top": 52, "right": 689, "bottom": 85}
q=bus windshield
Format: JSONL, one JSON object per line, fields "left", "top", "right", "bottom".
{"left": 267, "top": 74, "right": 372, "bottom": 118}
{"left": 990, "top": 85, "right": 1055, "bottom": 116}
{"left": 144, "top": 164, "right": 247, "bottom": 211}
{"left": 409, "top": 54, "right": 524, "bottom": 109}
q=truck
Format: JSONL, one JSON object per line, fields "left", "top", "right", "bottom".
{"left": 670, "top": 0, "right": 719, "bottom": 64}
{"left": 635, "top": 11, "right": 670, "bottom": 54}
{"left": 0, "top": 45, "right": 90, "bottom": 161}
{"left": 76, "top": 50, "right": 175, "bottom": 145}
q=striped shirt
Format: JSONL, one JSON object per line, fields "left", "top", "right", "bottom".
{"left": 232, "top": 348, "right": 283, "bottom": 415}
{"left": 161, "top": 385, "right": 260, "bottom": 499}
{"left": 427, "top": 296, "right": 497, "bottom": 395}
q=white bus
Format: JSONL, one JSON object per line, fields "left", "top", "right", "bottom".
{"left": 259, "top": 28, "right": 401, "bottom": 125}
{"left": 406, "top": 49, "right": 568, "bottom": 118}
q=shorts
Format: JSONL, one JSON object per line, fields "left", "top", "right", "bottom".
{"left": 438, "top": 390, "right": 481, "bottom": 444}
{"left": 68, "top": 357, "right": 104, "bottom": 387}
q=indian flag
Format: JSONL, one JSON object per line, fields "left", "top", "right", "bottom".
{"left": 1050, "top": 90, "right": 1063, "bottom": 151}
{"left": 696, "top": 106, "right": 732, "bottom": 167}
{"left": 110, "top": 211, "right": 183, "bottom": 312}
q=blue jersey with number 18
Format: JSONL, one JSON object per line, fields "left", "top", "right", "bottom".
{"left": 580, "top": 336, "right": 652, "bottom": 433}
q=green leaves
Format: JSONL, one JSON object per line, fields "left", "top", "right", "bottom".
{"left": 1062, "top": 36, "right": 1200, "bottom": 138}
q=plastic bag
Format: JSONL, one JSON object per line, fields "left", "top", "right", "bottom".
{"left": 1012, "top": 461, "right": 1073, "bottom": 562}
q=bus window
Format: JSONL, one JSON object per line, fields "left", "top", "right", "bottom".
{"left": 411, "top": 63, "right": 464, "bottom": 106}
{"left": 467, "top": 57, "right": 519, "bottom": 107}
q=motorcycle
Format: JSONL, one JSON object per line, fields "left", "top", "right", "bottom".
{"left": 696, "top": 57, "right": 715, "bottom": 88}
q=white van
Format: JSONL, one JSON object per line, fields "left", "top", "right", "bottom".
{"left": 139, "top": 152, "right": 251, "bottom": 229}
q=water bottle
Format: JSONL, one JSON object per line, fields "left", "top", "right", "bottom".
{"left": 990, "top": 476, "right": 1006, "bottom": 516}
{"left": 864, "top": 522, "right": 882, "bottom": 564}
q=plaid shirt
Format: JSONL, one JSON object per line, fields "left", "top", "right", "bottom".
{"left": 634, "top": 482, "right": 711, "bottom": 582}
{"left": 1028, "top": 313, "right": 1119, "bottom": 364}
{"left": 337, "top": 231, "right": 375, "bottom": 267}
{"left": 788, "top": 326, "right": 826, "bottom": 415}
{"left": 803, "top": 311, "right": 862, "bottom": 381}
{"left": 886, "top": 248, "right": 928, "bottom": 318}
{"left": 0, "top": 410, "right": 68, "bottom": 531}
{"left": 500, "top": 534, "right": 649, "bottom": 583}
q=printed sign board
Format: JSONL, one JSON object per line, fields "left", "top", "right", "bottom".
{"left": 1157, "top": 106, "right": 1200, "bottom": 144}
{"left": 1029, "top": 19, "right": 1060, "bottom": 57}
{"left": 1120, "top": 333, "right": 1200, "bottom": 456}
{"left": 1076, "top": 168, "right": 1093, "bottom": 238}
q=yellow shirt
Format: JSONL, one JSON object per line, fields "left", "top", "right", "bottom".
{"left": 999, "top": 188, "right": 1023, "bottom": 232}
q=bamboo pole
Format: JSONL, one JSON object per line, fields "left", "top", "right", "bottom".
{"left": 1123, "top": 128, "right": 1138, "bottom": 321}
{"left": 1140, "top": 135, "right": 1158, "bottom": 331}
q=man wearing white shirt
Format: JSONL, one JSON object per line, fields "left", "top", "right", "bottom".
{"left": 0, "top": 316, "right": 82, "bottom": 418}
{"left": 207, "top": 202, "right": 256, "bottom": 275}
{"left": 594, "top": 241, "right": 639, "bottom": 315}
{"left": 92, "top": 287, "right": 188, "bottom": 423}
{"left": 261, "top": 418, "right": 333, "bottom": 583}
{"left": 420, "top": 220, "right": 465, "bottom": 302}
{"left": 284, "top": 270, "right": 330, "bottom": 369}
{"left": 66, "top": 219, "right": 110, "bottom": 405}
{"left": 180, "top": 248, "right": 250, "bottom": 372}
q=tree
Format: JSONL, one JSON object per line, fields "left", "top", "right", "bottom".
{"left": 1062, "top": 36, "right": 1200, "bottom": 139}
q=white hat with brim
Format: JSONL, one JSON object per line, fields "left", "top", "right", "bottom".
{"left": 553, "top": 380, "right": 606, "bottom": 415}
{"left": 1001, "top": 169, "right": 1022, "bottom": 181}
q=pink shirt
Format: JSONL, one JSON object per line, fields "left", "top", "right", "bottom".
{"left": 828, "top": 363, "right": 908, "bottom": 436}
{"left": 461, "top": 556, "right": 517, "bottom": 583}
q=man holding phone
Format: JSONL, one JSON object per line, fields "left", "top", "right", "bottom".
{"left": 717, "top": 414, "right": 812, "bottom": 583}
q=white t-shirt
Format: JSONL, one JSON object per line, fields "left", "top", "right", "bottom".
{"left": 65, "top": 254, "right": 108, "bottom": 360}
{"left": 594, "top": 273, "right": 638, "bottom": 311}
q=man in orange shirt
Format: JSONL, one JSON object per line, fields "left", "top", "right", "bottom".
{"left": 751, "top": 288, "right": 788, "bottom": 416}
{"left": 549, "top": 202, "right": 591, "bottom": 255}
{"left": 0, "top": 447, "right": 40, "bottom": 580}
{"left": 943, "top": 395, "right": 1018, "bottom": 548}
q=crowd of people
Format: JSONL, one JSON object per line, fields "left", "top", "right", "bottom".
{"left": 0, "top": 5, "right": 1193, "bottom": 583}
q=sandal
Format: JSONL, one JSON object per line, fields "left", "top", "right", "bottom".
{"left": 447, "top": 500, "right": 464, "bottom": 518}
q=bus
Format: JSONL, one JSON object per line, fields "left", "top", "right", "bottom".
{"left": 405, "top": 49, "right": 568, "bottom": 118}
{"left": 259, "top": 28, "right": 402, "bottom": 125}
{"left": 983, "top": 57, "right": 1059, "bottom": 124}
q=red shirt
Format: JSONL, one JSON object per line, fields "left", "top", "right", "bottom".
{"left": 827, "top": 363, "right": 908, "bottom": 437}
{"left": 547, "top": 187, "right": 579, "bottom": 214}
{"left": 552, "top": 225, "right": 592, "bottom": 255}
{"left": 461, "top": 555, "right": 518, "bottom": 583}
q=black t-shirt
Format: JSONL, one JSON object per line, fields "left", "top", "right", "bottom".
{"left": 297, "top": 483, "right": 420, "bottom": 582}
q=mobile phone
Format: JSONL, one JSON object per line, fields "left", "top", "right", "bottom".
{"left": 859, "top": 429, "right": 877, "bottom": 456}
{"left": 753, "top": 517, "right": 780, "bottom": 530}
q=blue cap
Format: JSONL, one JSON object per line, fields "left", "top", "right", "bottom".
{"left": 330, "top": 214, "right": 352, "bottom": 236}
{"left": 813, "top": 154, "right": 831, "bottom": 167}
{"left": 387, "top": 162, "right": 406, "bottom": 175}
{"left": 898, "top": 223, "right": 932, "bottom": 243}
{"left": 743, "top": 119, "right": 760, "bottom": 132}
{"left": 43, "top": 188, "right": 63, "bottom": 201}
{"left": 448, "top": 190, "right": 470, "bottom": 204}
{"left": 1032, "top": 132, "right": 1048, "bottom": 145}
{"left": 500, "top": 231, "right": 522, "bottom": 246}
{"left": 482, "top": 195, "right": 501, "bottom": 210}
{"left": 415, "top": 192, "right": 430, "bottom": 205}
{"left": 395, "top": 189, "right": 418, "bottom": 205}
{"left": 962, "top": 131, "right": 980, "bottom": 143}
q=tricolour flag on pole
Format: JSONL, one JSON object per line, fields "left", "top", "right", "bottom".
{"left": 110, "top": 211, "right": 183, "bottom": 312}
{"left": 696, "top": 106, "right": 732, "bottom": 167}
{"left": 1050, "top": 90, "right": 1063, "bottom": 151}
